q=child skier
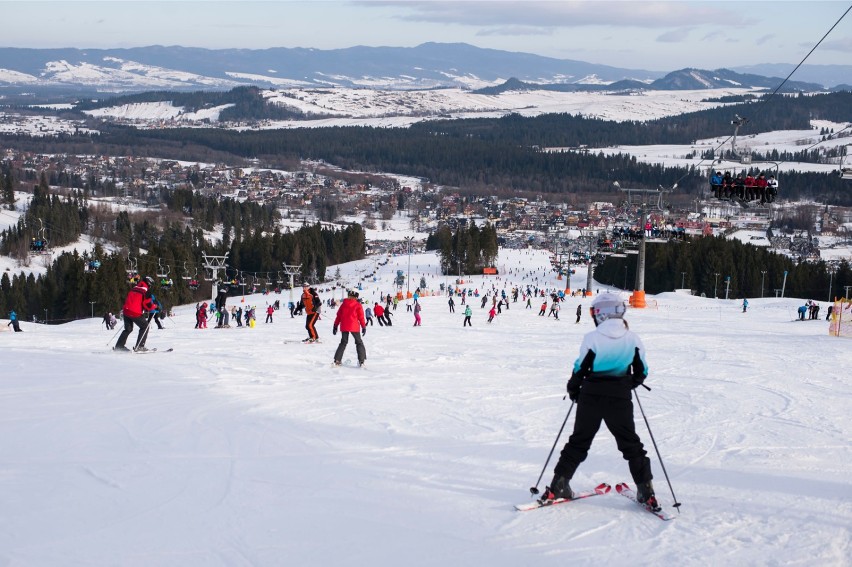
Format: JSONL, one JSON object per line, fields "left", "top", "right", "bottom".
{"left": 543, "top": 293, "right": 658, "bottom": 510}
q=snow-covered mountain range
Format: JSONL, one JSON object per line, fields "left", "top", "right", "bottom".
{"left": 0, "top": 43, "right": 848, "bottom": 96}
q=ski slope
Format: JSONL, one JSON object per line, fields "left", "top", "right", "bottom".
{"left": 0, "top": 248, "right": 849, "bottom": 566}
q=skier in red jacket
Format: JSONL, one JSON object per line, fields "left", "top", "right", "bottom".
{"left": 333, "top": 290, "right": 367, "bottom": 366}
{"left": 114, "top": 276, "right": 157, "bottom": 352}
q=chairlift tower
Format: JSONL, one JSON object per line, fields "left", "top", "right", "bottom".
{"left": 614, "top": 181, "right": 675, "bottom": 308}
{"left": 202, "top": 252, "right": 229, "bottom": 301}
{"left": 282, "top": 263, "right": 302, "bottom": 306}
{"left": 554, "top": 240, "right": 571, "bottom": 293}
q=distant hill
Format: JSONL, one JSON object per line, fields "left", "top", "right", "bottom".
{"left": 0, "top": 43, "right": 848, "bottom": 99}
{"left": 475, "top": 69, "right": 827, "bottom": 95}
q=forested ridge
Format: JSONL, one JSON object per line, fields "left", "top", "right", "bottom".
{"left": 12, "top": 90, "right": 844, "bottom": 204}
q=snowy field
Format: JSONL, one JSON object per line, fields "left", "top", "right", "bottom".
{"left": 1, "top": 247, "right": 849, "bottom": 566}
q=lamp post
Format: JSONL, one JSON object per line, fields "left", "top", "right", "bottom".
{"left": 403, "top": 236, "right": 414, "bottom": 296}
{"left": 90, "top": 301, "right": 96, "bottom": 319}
{"left": 714, "top": 272, "right": 720, "bottom": 298}
{"left": 724, "top": 276, "right": 731, "bottom": 300}
{"left": 44, "top": 308, "right": 48, "bottom": 324}
{"left": 681, "top": 272, "right": 686, "bottom": 289}
{"left": 761, "top": 270, "right": 767, "bottom": 298}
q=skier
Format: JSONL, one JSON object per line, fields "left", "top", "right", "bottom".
{"left": 266, "top": 304, "right": 274, "bottom": 323}
{"left": 742, "top": 298, "right": 749, "bottom": 313}
{"left": 488, "top": 305, "right": 496, "bottom": 323}
{"left": 413, "top": 301, "right": 422, "bottom": 326}
{"left": 301, "top": 284, "right": 321, "bottom": 342}
{"left": 448, "top": 295, "right": 455, "bottom": 313}
{"left": 374, "top": 302, "right": 385, "bottom": 326}
{"left": 7, "top": 310, "right": 22, "bottom": 332}
{"left": 538, "top": 301, "right": 547, "bottom": 316}
{"left": 463, "top": 304, "right": 472, "bottom": 327}
{"left": 543, "top": 293, "right": 658, "bottom": 510}
{"left": 197, "top": 302, "right": 208, "bottom": 329}
{"left": 576, "top": 304, "right": 582, "bottom": 324}
{"left": 332, "top": 290, "right": 367, "bottom": 367}
{"left": 148, "top": 294, "right": 165, "bottom": 330}
{"left": 114, "top": 276, "right": 156, "bottom": 352}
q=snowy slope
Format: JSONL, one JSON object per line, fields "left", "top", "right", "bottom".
{"left": 0, "top": 247, "right": 849, "bottom": 566}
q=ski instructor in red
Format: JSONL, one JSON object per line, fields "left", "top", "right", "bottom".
{"left": 114, "top": 276, "right": 157, "bottom": 352}
{"left": 544, "top": 293, "right": 657, "bottom": 509}
{"left": 332, "top": 290, "right": 367, "bottom": 367}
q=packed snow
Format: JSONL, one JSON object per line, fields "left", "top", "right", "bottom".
{"left": 1, "top": 245, "right": 849, "bottom": 566}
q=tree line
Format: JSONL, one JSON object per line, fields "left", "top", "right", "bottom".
{"left": 425, "top": 222, "right": 499, "bottom": 276}
{"left": 0, "top": 182, "right": 367, "bottom": 323}
{"left": 594, "top": 236, "right": 851, "bottom": 301}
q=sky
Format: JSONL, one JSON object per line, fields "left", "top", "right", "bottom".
{"left": 2, "top": 1, "right": 851, "bottom": 71}
{"left": 1, "top": 227, "right": 851, "bottom": 565}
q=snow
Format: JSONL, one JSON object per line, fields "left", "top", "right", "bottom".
{"left": 83, "top": 101, "right": 235, "bottom": 124}
{"left": 1, "top": 244, "right": 850, "bottom": 566}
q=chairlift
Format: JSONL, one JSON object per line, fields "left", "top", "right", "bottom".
{"left": 155, "top": 259, "right": 173, "bottom": 288}
{"left": 839, "top": 145, "right": 852, "bottom": 180}
{"left": 126, "top": 255, "right": 139, "bottom": 284}
{"left": 28, "top": 219, "right": 51, "bottom": 256}
{"left": 84, "top": 256, "right": 101, "bottom": 273}
{"left": 706, "top": 119, "right": 780, "bottom": 206}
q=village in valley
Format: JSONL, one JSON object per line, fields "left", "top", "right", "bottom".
{"left": 3, "top": 147, "right": 851, "bottom": 273}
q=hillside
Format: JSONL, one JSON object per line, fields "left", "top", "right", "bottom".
{"left": 1, "top": 247, "right": 849, "bottom": 565}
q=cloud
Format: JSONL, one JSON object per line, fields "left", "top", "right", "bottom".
{"left": 755, "top": 34, "right": 774, "bottom": 46}
{"left": 821, "top": 36, "right": 852, "bottom": 53}
{"left": 656, "top": 28, "right": 694, "bottom": 43}
{"left": 475, "top": 26, "right": 555, "bottom": 37}
{"left": 360, "top": 1, "right": 740, "bottom": 29}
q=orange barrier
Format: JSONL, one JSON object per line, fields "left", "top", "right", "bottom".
{"left": 629, "top": 290, "right": 646, "bottom": 308}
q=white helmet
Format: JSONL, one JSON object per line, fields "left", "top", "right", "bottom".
{"left": 590, "top": 293, "right": 626, "bottom": 325}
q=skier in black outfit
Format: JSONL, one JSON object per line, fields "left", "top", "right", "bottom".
{"left": 543, "top": 293, "right": 658, "bottom": 510}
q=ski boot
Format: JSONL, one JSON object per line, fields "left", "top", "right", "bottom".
{"left": 636, "top": 481, "right": 661, "bottom": 511}
{"left": 542, "top": 475, "right": 573, "bottom": 501}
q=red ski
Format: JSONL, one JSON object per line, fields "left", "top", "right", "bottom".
{"left": 514, "top": 482, "right": 611, "bottom": 512}
{"left": 615, "top": 482, "right": 676, "bottom": 521}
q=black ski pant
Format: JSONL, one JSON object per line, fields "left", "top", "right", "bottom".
{"left": 305, "top": 313, "right": 319, "bottom": 340}
{"left": 116, "top": 314, "right": 150, "bottom": 349}
{"left": 554, "top": 393, "right": 652, "bottom": 484}
{"left": 334, "top": 331, "right": 366, "bottom": 364}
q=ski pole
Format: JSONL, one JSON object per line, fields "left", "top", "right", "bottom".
{"left": 529, "top": 400, "right": 575, "bottom": 496}
{"left": 106, "top": 325, "right": 123, "bottom": 346}
{"left": 633, "top": 390, "right": 682, "bottom": 512}
{"left": 134, "top": 319, "right": 153, "bottom": 350}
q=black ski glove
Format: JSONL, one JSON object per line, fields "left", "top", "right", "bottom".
{"left": 332, "top": 325, "right": 338, "bottom": 335}
{"left": 567, "top": 387, "right": 580, "bottom": 402}
{"left": 567, "top": 350, "right": 595, "bottom": 400}
{"left": 362, "top": 327, "right": 366, "bottom": 336}
{"left": 628, "top": 347, "right": 645, "bottom": 389}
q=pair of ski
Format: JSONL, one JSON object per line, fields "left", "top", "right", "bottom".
{"left": 515, "top": 482, "right": 675, "bottom": 521}
{"left": 112, "top": 347, "right": 173, "bottom": 354}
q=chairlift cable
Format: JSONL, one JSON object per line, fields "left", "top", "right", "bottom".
{"left": 671, "top": 3, "right": 852, "bottom": 189}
